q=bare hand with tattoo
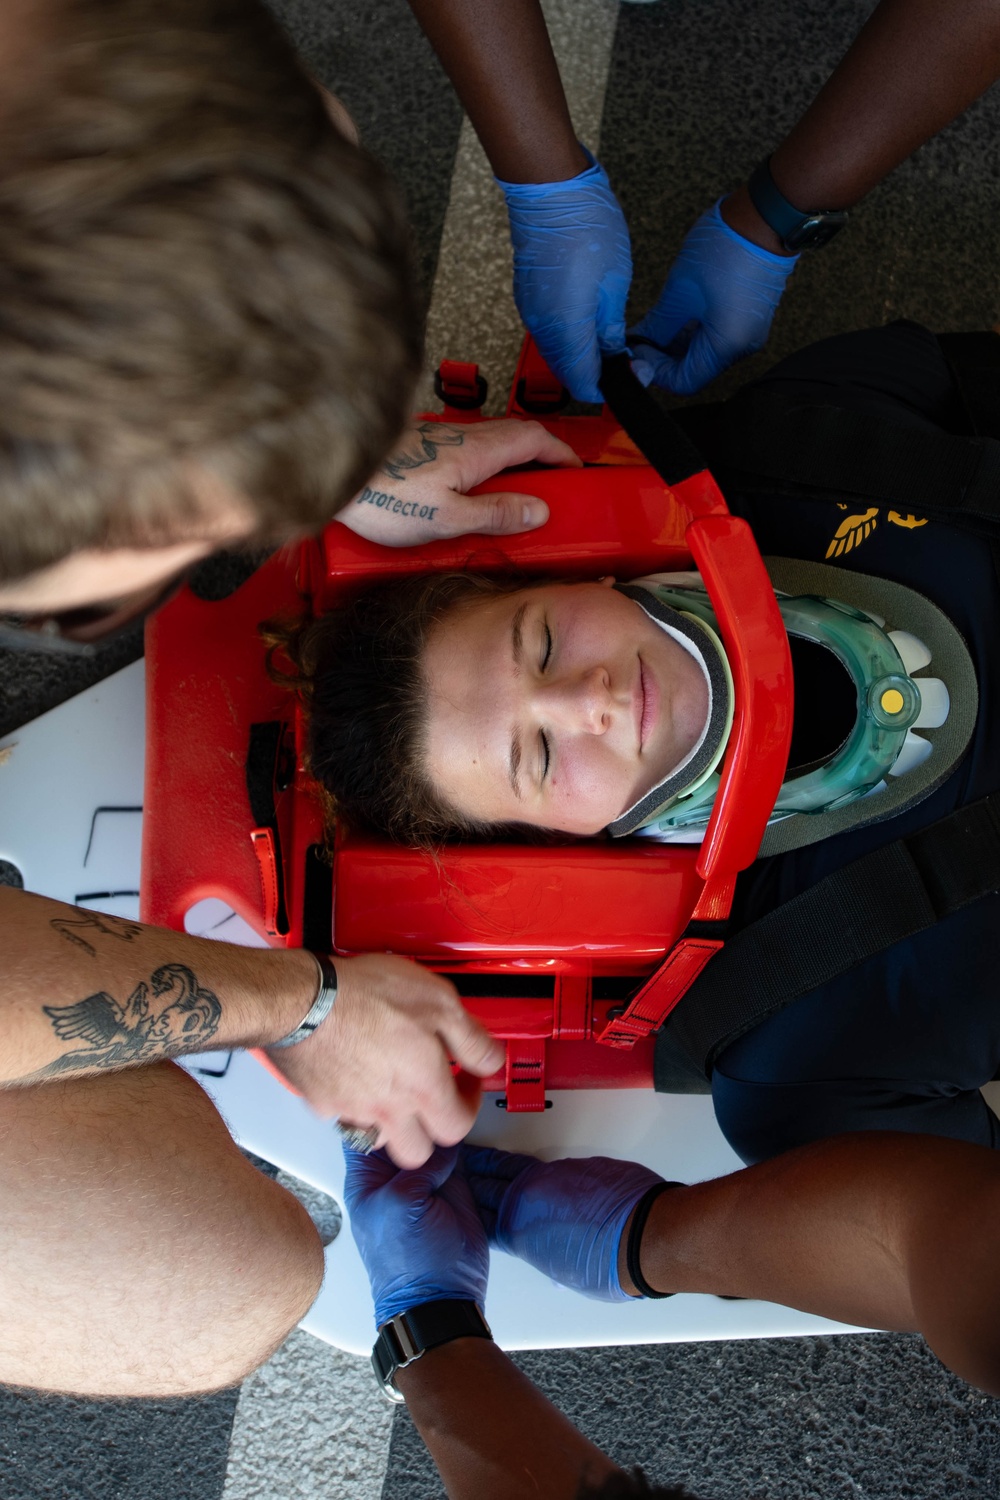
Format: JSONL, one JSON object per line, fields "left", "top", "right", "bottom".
{"left": 336, "top": 419, "right": 580, "bottom": 547}
{"left": 266, "top": 954, "right": 505, "bottom": 1169}
{"left": 4, "top": 892, "right": 502, "bottom": 1173}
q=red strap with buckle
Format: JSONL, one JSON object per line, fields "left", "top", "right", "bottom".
{"left": 504, "top": 1038, "right": 547, "bottom": 1112}
{"left": 250, "top": 827, "right": 283, "bottom": 938}
{"left": 596, "top": 875, "right": 735, "bottom": 1049}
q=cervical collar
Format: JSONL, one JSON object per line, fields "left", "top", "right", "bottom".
{"left": 606, "top": 584, "right": 734, "bottom": 838}
{"left": 608, "top": 571, "right": 956, "bottom": 843}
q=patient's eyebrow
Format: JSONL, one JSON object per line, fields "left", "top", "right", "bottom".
{"left": 508, "top": 725, "right": 523, "bottom": 800}
{"left": 507, "top": 601, "right": 529, "bottom": 799}
{"left": 511, "top": 601, "right": 528, "bottom": 674}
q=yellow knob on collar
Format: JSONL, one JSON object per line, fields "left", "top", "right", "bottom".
{"left": 880, "top": 688, "right": 905, "bottom": 716}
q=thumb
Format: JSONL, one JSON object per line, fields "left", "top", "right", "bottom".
{"left": 394, "top": 1143, "right": 461, "bottom": 1198}
{"left": 659, "top": 323, "right": 729, "bottom": 397}
{"left": 440, "top": 1006, "right": 506, "bottom": 1079}
{"left": 632, "top": 274, "right": 705, "bottom": 354}
{"left": 465, "top": 492, "right": 550, "bottom": 537}
{"left": 341, "top": 1143, "right": 396, "bottom": 1210}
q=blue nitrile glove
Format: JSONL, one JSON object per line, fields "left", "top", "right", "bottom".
{"left": 461, "top": 1145, "right": 664, "bottom": 1302}
{"left": 343, "top": 1144, "right": 489, "bottom": 1328}
{"left": 498, "top": 151, "right": 632, "bottom": 405}
{"left": 630, "top": 198, "right": 798, "bottom": 397}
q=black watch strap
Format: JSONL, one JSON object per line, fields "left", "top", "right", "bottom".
{"left": 747, "top": 157, "right": 849, "bottom": 252}
{"left": 372, "top": 1299, "right": 493, "bottom": 1403}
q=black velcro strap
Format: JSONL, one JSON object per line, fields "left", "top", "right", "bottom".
{"left": 658, "top": 795, "right": 1000, "bottom": 1084}
{"left": 246, "top": 721, "right": 290, "bottom": 936}
{"left": 599, "top": 352, "right": 708, "bottom": 488}
{"left": 937, "top": 332, "right": 1000, "bottom": 441}
{"left": 676, "top": 390, "right": 1000, "bottom": 541}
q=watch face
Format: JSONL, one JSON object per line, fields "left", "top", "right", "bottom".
{"left": 784, "top": 211, "right": 849, "bottom": 251}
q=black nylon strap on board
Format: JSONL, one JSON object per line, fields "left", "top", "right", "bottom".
{"left": 657, "top": 794, "right": 1000, "bottom": 1085}
{"left": 599, "top": 353, "right": 707, "bottom": 488}
{"left": 937, "top": 331, "right": 1000, "bottom": 441}
{"left": 246, "top": 720, "right": 290, "bottom": 936}
{"left": 675, "top": 391, "right": 1000, "bottom": 542}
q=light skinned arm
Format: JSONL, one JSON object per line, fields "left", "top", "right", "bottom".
{"left": 623, "top": 1132, "right": 1000, "bottom": 1397}
{"left": 724, "top": 0, "right": 1000, "bottom": 250}
{"left": 0, "top": 888, "right": 503, "bottom": 1168}
{"left": 405, "top": 0, "right": 585, "bottom": 183}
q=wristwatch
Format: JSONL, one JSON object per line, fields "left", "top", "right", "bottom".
{"left": 747, "top": 157, "right": 849, "bottom": 252}
{"left": 372, "top": 1299, "right": 493, "bottom": 1404}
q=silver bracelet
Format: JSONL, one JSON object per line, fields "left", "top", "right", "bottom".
{"left": 271, "top": 953, "right": 338, "bottom": 1048}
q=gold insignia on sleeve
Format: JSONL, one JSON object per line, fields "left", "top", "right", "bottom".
{"left": 887, "top": 511, "right": 929, "bottom": 530}
{"left": 825, "top": 506, "right": 879, "bottom": 559}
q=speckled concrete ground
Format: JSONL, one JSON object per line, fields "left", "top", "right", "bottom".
{"left": 3, "top": 0, "right": 1000, "bottom": 1495}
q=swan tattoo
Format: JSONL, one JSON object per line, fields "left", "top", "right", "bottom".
{"left": 42, "top": 963, "right": 222, "bottom": 1072}
{"left": 380, "top": 422, "right": 465, "bottom": 484}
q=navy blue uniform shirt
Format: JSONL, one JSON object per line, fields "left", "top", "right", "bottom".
{"left": 706, "top": 323, "right": 1000, "bottom": 1162}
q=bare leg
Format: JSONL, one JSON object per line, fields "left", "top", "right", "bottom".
{"left": 0, "top": 1062, "right": 324, "bottom": 1397}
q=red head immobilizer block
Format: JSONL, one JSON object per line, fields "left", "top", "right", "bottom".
{"left": 141, "top": 343, "right": 792, "bottom": 1109}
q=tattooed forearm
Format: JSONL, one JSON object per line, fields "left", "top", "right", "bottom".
{"left": 356, "top": 485, "right": 438, "bottom": 522}
{"left": 380, "top": 422, "right": 464, "bottom": 484}
{"left": 50, "top": 911, "right": 143, "bottom": 958}
{"left": 37, "top": 962, "right": 222, "bottom": 1078}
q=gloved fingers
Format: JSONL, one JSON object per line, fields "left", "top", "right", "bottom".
{"left": 390, "top": 1143, "right": 461, "bottom": 1197}
{"left": 644, "top": 323, "right": 731, "bottom": 397}
{"left": 529, "top": 322, "right": 604, "bottom": 405}
{"left": 341, "top": 1143, "right": 398, "bottom": 1212}
{"left": 630, "top": 276, "right": 705, "bottom": 356}
{"left": 460, "top": 1143, "right": 539, "bottom": 1184}
{"left": 594, "top": 268, "right": 631, "bottom": 358}
{"left": 461, "top": 1145, "right": 541, "bottom": 1241}
{"left": 462, "top": 1169, "right": 511, "bottom": 1227}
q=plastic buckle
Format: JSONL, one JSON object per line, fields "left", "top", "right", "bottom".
{"left": 514, "top": 373, "right": 569, "bottom": 415}
{"left": 497, "top": 1038, "right": 549, "bottom": 1112}
{"left": 434, "top": 360, "right": 488, "bottom": 411}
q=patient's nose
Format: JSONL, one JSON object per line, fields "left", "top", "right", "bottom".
{"left": 540, "top": 667, "right": 612, "bottom": 733}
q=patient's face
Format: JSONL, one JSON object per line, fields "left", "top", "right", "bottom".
{"left": 422, "top": 579, "right": 709, "bottom": 836}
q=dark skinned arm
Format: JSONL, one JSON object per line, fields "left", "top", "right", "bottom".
{"left": 405, "top": 0, "right": 586, "bottom": 182}
{"left": 395, "top": 1337, "right": 622, "bottom": 1500}
{"left": 411, "top": 0, "right": 1000, "bottom": 241}
{"left": 725, "top": 0, "right": 1000, "bottom": 251}
{"left": 394, "top": 1131, "right": 1000, "bottom": 1495}
{"left": 621, "top": 1132, "right": 1000, "bottom": 1397}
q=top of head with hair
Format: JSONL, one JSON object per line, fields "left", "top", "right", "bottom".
{"left": 0, "top": 0, "right": 421, "bottom": 584}
{"left": 267, "top": 570, "right": 546, "bottom": 849}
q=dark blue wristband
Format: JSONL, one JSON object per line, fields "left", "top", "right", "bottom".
{"left": 747, "top": 158, "right": 848, "bottom": 252}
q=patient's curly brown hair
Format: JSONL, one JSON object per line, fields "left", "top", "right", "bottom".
{"left": 267, "top": 570, "right": 539, "bottom": 847}
{"left": 269, "top": 570, "right": 542, "bottom": 846}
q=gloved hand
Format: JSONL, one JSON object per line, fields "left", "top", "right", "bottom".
{"left": 462, "top": 1145, "right": 665, "bottom": 1302}
{"left": 344, "top": 1144, "right": 489, "bottom": 1328}
{"left": 498, "top": 152, "right": 632, "bottom": 404}
{"left": 630, "top": 198, "right": 798, "bottom": 396}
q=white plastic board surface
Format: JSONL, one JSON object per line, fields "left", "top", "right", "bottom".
{"left": 0, "top": 665, "right": 869, "bottom": 1354}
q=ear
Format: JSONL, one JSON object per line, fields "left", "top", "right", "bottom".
{"left": 597, "top": 574, "right": 617, "bottom": 588}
